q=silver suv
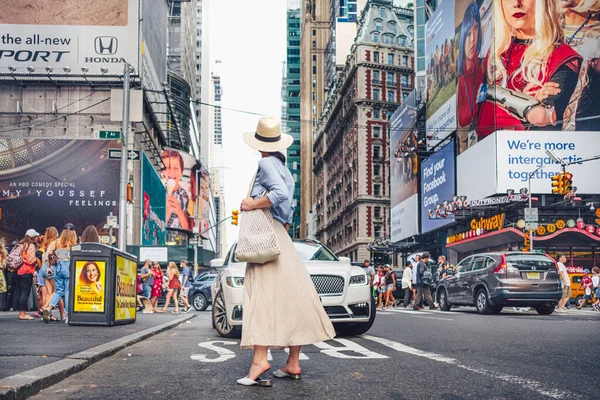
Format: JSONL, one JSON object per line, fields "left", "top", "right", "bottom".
{"left": 435, "top": 252, "right": 561, "bottom": 315}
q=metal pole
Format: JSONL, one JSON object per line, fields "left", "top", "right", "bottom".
{"left": 118, "top": 63, "right": 131, "bottom": 251}
{"left": 193, "top": 168, "right": 200, "bottom": 272}
{"left": 528, "top": 175, "right": 533, "bottom": 252}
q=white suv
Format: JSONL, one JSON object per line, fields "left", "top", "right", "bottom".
{"left": 210, "top": 240, "right": 375, "bottom": 338}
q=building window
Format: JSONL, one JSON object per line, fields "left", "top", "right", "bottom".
{"left": 374, "top": 51, "right": 380, "bottom": 63}
{"left": 388, "top": 54, "right": 394, "bottom": 65}
{"left": 374, "top": 165, "right": 381, "bottom": 177}
{"left": 401, "top": 75, "right": 408, "bottom": 87}
{"left": 312, "top": 92, "right": 316, "bottom": 100}
{"left": 312, "top": 66, "right": 317, "bottom": 74}
{"left": 374, "top": 206, "right": 381, "bottom": 218}
{"left": 402, "top": 92, "right": 408, "bottom": 101}
{"left": 312, "top": 79, "right": 316, "bottom": 88}
{"left": 372, "top": 32, "right": 380, "bottom": 43}
{"left": 379, "top": 7, "right": 386, "bottom": 18}
{"left": 383, "top": 34, "right": 392, "bottom": 45}
{"left": 374, "top": 225, "right": 381, "bottom": 238}
{"left": 389, "top": 22, "right": 397, "bottom": 34}
{"left": 373, "top": 88, "right": 380, "bottom": 100}
{"left": 312, "top": 40, "right": 316, "bottom": 48}
{"left": 399, "top": 35, "right": 407, "bottom": 47}
{"left": 375, "top": 19, "right": 383, "bottom": 32}
{"left": 374, "top": 184, "right": 381, "bottom": 197}
{"left": 312, "top": 55, "right": 317, "bottom": 62}
{"left": 373, "top": 126, "right": 381, "bottom": 138}
{"left": 387, "top": 90, "right": 395, "bottom": 102}
{"left": 373, "top": 70, "right": 380, "bottom": 83}
{"left": 387, "top": 72, "right": 394, "bottom": 83}
{"left": 402, "top": 55, "right": 408, "bottom": 66}
{"left": 387, "top": 110, "right": 393, "bottom": 119}
{"left": 312, "top": 29, "right": 316, "bottom": 36}
{"left": 373, "top": 108, "right": 380, "bottom": 119}
{"left": 373, "top": 146, "right": 381, "bottom": 159}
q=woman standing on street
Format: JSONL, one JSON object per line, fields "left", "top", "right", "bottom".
{"left": 15, "top": 229, "right": 39, "bottom": 321}
{"left": 40, "top": 227, "right": 62, "bottom": 321}
{"left": 158, "top": 262, "right": 180, "bottom": 313}
{"left": 402, "top": 264, "right": 413, "bottom": 308}
{"left": 150, "top": 262, "right": 163, "bottom": 312}
{"left": 237, "top": 117, "right": 335, "bottom": 387}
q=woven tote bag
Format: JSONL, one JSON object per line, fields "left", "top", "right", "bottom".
{"left": 235, "top": 173, "right": 281, "bottom": 264}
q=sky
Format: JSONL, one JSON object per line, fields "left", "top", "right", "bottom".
{"left": 208, "top": 0, "right": 287, "bottom": 248}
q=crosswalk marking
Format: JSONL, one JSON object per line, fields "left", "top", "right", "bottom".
{"left": 313, "top": 338, "right": 388, "bottom": 359}
{"left": 266, "top": 349, "right": 309, "bottom": 361}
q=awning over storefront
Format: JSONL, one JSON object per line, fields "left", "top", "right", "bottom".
{"left": 447, "top": 227, "right": 600, "bottom": 254}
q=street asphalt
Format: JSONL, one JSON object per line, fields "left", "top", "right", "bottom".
{"left": 30, "top": 306, "right": 600, "bottom": 400}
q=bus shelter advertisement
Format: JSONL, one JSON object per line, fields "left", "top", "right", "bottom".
{"left": 0, "top": 0, "right": 140, "bottom": 75}
{"left": 73, "top": 260, "right": 106, "bottom": 313}
{"left": 115, "top": 255, "right": 136, "bottom": 321}
{"left": 142, "top": 154, "right": 166, "bottom": 246}
{"left": 390, "top": 90, "right": 419, "bottom": 242}
{"left": 455, "top": 0, "right": 600, "bottom": 157}
{"left": 420, "top": 140, "right": 456, "bottom": 234}
{"left": 0, "top": 139, "right": 120, "bottom": 242}
{"left": 425, "top": 0, "right": 457, "bottom": 146}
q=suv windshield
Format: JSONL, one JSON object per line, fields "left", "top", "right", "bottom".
{"left": 293, "top": 241, "right": 338, "bottom": 261}
{"left": 506, "top": 254, "right": 555, "bottom": 270}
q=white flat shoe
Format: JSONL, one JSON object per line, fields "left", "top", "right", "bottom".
{"left": 273, "top": 369, "right": 302, "bottom": 380}
{"left": 237, "top": 377, "right": 273, "bottom": 387}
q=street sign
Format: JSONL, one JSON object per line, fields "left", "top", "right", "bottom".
{"left": 108, "top": 148, "right": 140, "bottom": 161}
{"left": 525, "top": 222, "right": 538, "bottom": 231}
{"left": 524, "top": 208, "right": 538, "bottom": 223}
{"left": 106, "top": 215, "right": 118, "bottom": 228}
{"left": 99, "top": 130, "right": 121, "bottom": 140}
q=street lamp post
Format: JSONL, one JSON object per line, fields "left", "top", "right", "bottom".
{"left": 526, "top": 165, "right": 543, "bottom": 252}
{"left": 118, "top": 63, "right": 131, "bottom": 251}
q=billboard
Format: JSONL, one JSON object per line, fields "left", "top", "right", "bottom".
{"left": 114, "top": 255, "right": 136, "bottom": 321}
{"left": 425, "top": 0, "right": 457, "bottom": 145}
{"left": 200, "top": 171, "right": 211, "bottom": 237}
{"left": 421, "top": 139, "right": 456, "bottom": 234}
{"left": 456, "top": 0, "right": 600, "bottom": 156}
{"left": 0, "top": 139, "right": 120, "bottom": 242}
{"left": 0, "top": 0, "right": 140, "bottom": 75}
{"left": 73, "top": 260, "right": 106, "bottom": 313}
{"left": 141, "top": 153, "right": 166, "bottom": 246}
{"left": 390, "top": 90, "right": 419, "bottom": 242}
{"left": 457, "top": 131, "right": 600, "bottom": 199}
{"left": 160, "top": 148, "right": 205, "bottom": 234}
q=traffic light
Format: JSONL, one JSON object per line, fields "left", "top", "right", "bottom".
{"left": 231, "top": 210, "right": 239, "bottom": 226}
{"left": 562, "top": 172, "right": 573, "bottom": 194}
{"left": 551, "top": 173, "right": 562, "bottom": 194}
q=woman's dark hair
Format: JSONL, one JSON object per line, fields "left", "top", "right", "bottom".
{"left": 19, "top": 235, "right": 35, "bottom": 246}
{"left": 457, "top": 1, "right": 482, "bottom": 74}
{"left": 269, "top": 151, "right": 286, "bottom": 164}
{"left": 81, "top": 225, "right": 100, "bottom": 243}
{"left": 80, "top": 261, "right": 101, "bottom": 284}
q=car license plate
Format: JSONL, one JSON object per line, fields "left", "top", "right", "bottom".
{"left": 527, "top": 272, "right": 541, "bottom": 279}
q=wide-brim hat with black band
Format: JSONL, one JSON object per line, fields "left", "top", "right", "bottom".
{"left": 243, "top": 116, "right": 294, "bottom": 152}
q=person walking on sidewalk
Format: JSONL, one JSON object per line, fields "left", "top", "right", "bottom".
{"left": 150, "top": 262, "right": 163, "bottom": 312}
{"left": 591, "top": 267, "right": 600, "bottom": 311}
{"left": 43, "top": 224, "right": 77, "bottom": 324}
{"left": 158, "top": 262, "right": 180, "bottom": 313}
{"left": 402, "top": 264, "right": 413, "bottom": 308}
{"left": 80, "top": 225, "right": 100, "bottom": 243}
{"left": 237, "top": 117, "right": 335, "bottom": 387}
{"left": 140, "top": 259, "right": 154, "bottom": 300}
{"left": 363, "top": 260, "right": 376, "bottom": 286}
{"left": 383, "top": 265, "right": 398, "bottom": 310}
{"left": 179, "top": 260, "right": 192, "bottom": 312}
{"left": 0, "top": 242, "right": 7, "bottom": 299}
{"left": 576, "top": 269, "right": 593, "bottom": 310}
{"left": 555, "top": 254, "right": 570, "bottom": 313}
{"left": 413, "top": 252, "right": 436, "bottom": 310}
{"left": 14, "top": 229, "right": 39, "bottom": 321}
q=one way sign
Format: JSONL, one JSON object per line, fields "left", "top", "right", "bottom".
{"left": 108, "top": 148, "right": 141, "bottom": 161}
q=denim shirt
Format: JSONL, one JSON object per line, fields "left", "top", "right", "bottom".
{"left": 250, "top": 156, "right": 295, "bottom": 225}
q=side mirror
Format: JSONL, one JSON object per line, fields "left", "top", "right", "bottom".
{"left": 210, "top": 258, "right": 224, "bottom": 269}
{"left": 338, "top": 256, "right": 351, "bottom": 264}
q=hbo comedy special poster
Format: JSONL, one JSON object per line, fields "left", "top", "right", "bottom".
{"left": 73, "top": 260, "right": 106, "bottom": 313}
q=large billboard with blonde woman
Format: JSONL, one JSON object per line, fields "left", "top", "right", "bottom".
{"left": 455, "top": 0, "right": 600, "bottom": 156}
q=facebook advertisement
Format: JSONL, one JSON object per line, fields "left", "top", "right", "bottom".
{"left": 420, "top": 139, "right": 456, "bottom": 234}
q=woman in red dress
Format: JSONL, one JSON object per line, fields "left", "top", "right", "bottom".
{"left": 150, "top": 262, "right": 163, "bottom": 312}
{"left": 477, "top": 0, "right": 582, "bottom": 138}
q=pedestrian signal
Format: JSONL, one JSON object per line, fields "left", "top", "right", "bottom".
{"left": 231, "top": 210, "right": 239, "bottom": 226}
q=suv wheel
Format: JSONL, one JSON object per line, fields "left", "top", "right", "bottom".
{"left": 438, "top": 289, "right": 452, "bottom": 312}
{"left": 193, "top": 293, "right": 208, "bottom": 312}
{"left": 475, "top": 289, "right": 493, "bottom": 315}
{"left": 212, "top": 290, "right": 241, "bottom": 338}
{"left": 534, "top": 304, "right": 555, "bottom": 315}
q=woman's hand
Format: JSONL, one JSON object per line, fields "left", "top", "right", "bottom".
{"left": 530, "top": 82, "right": 561, "bottom": 102}
{"left": 240, "top": 197, "right": 255, "bottom": 212}
{"left": 527, "top": 105, "right": 556, "bottom": 127}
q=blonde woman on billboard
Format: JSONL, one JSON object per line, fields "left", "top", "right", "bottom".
{"left": 78, "top": 262, "right": 104, "bottom": 295}
{"left": 477, "top": 0, "right": 582, "bottom": 137}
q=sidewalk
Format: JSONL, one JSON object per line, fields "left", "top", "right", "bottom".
{"left": 0, "top": 311, "right": 195, "bottom": 399}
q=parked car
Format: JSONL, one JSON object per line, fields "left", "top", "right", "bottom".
{"left": 435, "top": 252, "right": 561, "bottom": 315}
{"left": 211, "top": 240, "right": 375, "bottom": 338}
{"left": 188, "top": 273, "right": 217, "bottom": 311}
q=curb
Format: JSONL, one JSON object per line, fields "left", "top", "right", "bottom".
{"left": 0, "top": 314, "right": 195, "bottom": 400}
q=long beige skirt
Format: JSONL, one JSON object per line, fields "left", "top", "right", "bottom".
{"left": 240, "top": 221, "right": 336, "bottom": 349}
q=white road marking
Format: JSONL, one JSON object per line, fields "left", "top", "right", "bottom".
{"left": 284, "top": 347, "right": 310, "bottom": 360}
{"left": 314, "top": 338, "right": 388, "bottom": 359}
{"left": 191, "top": 340, "right": 237, "bottom": 363}
{"left": 414, "top": 316, "right": 454, "bottom": 321}
{"left": 362, "top": 335, "right": 576, "bottom": 399}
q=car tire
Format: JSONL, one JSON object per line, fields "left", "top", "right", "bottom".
{"left": 193, "top": 293, "right": 208, "bottom": 312}
{"left": 438, "top": 288, "right": 452, "bottom": 312}
{"left": 492, "top": 306, "right": 503, "bottom": 314}
{"left": 334, "top": 296, "right": 376, "bottom": 337}
{"left": 212, "top": 290, "right": 241, "bottom": 338}
{"left": 475, "top": 288, "right": 493, "bottom": 315}
{"left": 534, "top": 304, "right": 555, "bottom": 315}
{"left": 575, "top": 295, "right": 584, "bottom": 308}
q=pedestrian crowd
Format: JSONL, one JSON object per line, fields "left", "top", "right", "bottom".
{"left": 0, "top": 225, "right": 196, "bottom": 322}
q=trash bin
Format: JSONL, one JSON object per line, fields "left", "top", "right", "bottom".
{"left": 68, "top": 243, "right": 138, "bottom": 326}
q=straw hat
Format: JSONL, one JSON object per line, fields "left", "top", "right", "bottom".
{"left": 243, "top": 117, "right": 294, "bottom": 152}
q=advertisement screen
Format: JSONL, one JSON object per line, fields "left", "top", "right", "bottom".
{"left": 160, "top": 148, "right": 202, "bottom": 233}
{"left": 200, "top": 171, "right": 211, "bottom": 237}
{"left": 142, "top": 154, "right": 166, "bottom": 246}
{"left": 390, "top": 90, "right": 419, "bottom": 242}
{"left": 456, "top": 0, "right": 600, "bottom": 156}
{"left": 0, "top": 139, "right": 120, "bottom": 242}
{"left": 425, "top": 0, "right": 457, "bottom": 145}
{"left": 73, "top": 260, "right": 106, "bottom": 313}
{"left": 115, "top": 255, "right": 136, "bottom": 321}
{"left": 0, "top": 0, "right": 140, "bottom": 75}
{"left": 421, "top": 140, "right": 456, "bottom": 234}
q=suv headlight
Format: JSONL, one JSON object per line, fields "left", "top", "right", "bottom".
{"left": 349, "top": 274, "right": 368, "bottom": 286}
{"left": 225, "top": 276, "right": 244, "bottom": 288}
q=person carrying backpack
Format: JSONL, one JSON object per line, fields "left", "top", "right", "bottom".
{"left": 10, "top": 229, "right": 40, "bottom": 320}
{"left": 413, "top": 252, "right": 436, "bottom": 311}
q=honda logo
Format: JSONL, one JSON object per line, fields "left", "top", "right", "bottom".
{"left": 94, "top": 37, "right": 118, "bottom": 55}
